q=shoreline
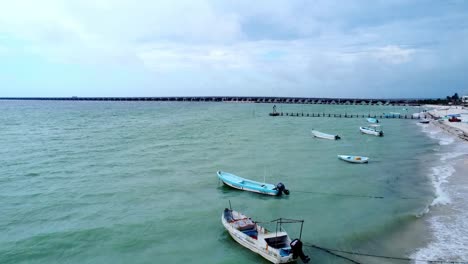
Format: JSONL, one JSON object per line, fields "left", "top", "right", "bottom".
{"left": 425, "top": 105, "right": 468, "bottom": 141}
{"left": 411, "top": 119, "right": 468, "bottom": 263}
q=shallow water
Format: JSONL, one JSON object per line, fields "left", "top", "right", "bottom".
{"left": 0, "top": 101, "right": 436, "bottom": 263}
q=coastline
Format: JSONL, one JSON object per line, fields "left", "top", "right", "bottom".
{"left": 424, "top": 104, "right": 468, "bottom": 141}
{"left": 411, "top": 118, "right": 468, "bottom": 263}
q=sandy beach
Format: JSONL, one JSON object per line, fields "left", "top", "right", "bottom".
{"left": 424, "top": 105, "right": 468, "bottom": 141}
{"left": 412, "top": 108, "right": 468, "bottom": 263}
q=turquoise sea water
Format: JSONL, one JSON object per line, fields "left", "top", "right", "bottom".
{"left": 0, "top": 101, "right": 436, "bottom": 263}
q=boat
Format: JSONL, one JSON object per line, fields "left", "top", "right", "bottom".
{"left": 419, "top": 119, "right": 430, "bottom": 124}
{"left": 449, "top": 116, "right": 461, "bottom": 122}
{"left": 217, "top": 171, "right": 289, "bottom": 196}
{"left": 311, "top": 130, "right": 341, "bottom": 140}
{"left": 359, "top": 125, "right": 384, "bottom": 136}
{"left": 383, "top": 112, "right": 400, "bottom": 118}
{"left": 222, "top": 208, "right": 310, "bottom": 263}
{"left": 337, "top": 155, "right": 369, "bottom": 164}
{"left": 367, "top": 117, "right": 379, "bottom": 123}
{"left": 269, "top": 105, "right": 280, "bottom": 116}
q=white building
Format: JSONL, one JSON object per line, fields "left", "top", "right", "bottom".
{"left": 462, "top": 95, "right": 468, "bottom": 105}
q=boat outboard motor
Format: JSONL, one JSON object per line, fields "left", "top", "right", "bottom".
{"left": 224, "top": 208, "right": 234, "bottom": 222}
{"left": 275, "top": 182, "right": 290, "bottom": 196}
{"left": 290, "top": 239, "right": 310, "bottom": 263}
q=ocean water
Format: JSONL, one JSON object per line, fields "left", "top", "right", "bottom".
{"left": 0, "top": 101, "right": 442, "bottom": 263}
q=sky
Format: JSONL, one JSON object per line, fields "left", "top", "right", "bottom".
{"left": 0, "top": 0, "right": 467, "bottom": 98}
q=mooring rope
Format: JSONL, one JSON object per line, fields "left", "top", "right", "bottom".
{"left": 293, "top": 190, "right": 424, "bottom": 200}
{"left": 305, "top": 243, "right": 468, "bottom": 263}
{"left": 304, "top": 244, "right": 362, "bottom": 263}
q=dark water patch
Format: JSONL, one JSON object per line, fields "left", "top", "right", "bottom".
{"left": 24, "top": 172, "right": 40, "bottom": 177}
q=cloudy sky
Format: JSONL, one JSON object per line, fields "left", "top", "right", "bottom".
{"left": 1, "top": 0, "right": 467, "bottom": 98}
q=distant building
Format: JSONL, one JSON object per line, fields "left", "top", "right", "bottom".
{"left": 462, "top": 95, "right": 468, "bottom": 105}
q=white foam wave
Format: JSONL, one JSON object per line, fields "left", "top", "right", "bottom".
{"left": 417, "top": 123, "right": 455, "bottom": 146}
{"left": 439, "top": 152, "right": 466, "bottom": 161}
{"left": 429, "top": 165, "right": 455, "bottom": 206}
{"left": 412, "top": 207, "right": 468, "bottom": 263}
{"left": 439, "top": 137, "right": 454, "bottom": 145}
{"left": 412, "top": 121, "right": 468, "bottom": 263}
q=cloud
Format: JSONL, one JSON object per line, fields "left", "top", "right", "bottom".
{"left": 0, "top": 0, "right": 467, "bottom": 97}
{"left": 371, "top": 45, "right": 415, "bottom": 64}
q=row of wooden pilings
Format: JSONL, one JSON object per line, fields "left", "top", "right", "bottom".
{"left": 269, "top": 112, "right": 427, "bottom": 119}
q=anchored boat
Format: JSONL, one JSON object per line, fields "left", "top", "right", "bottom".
{"left": 222, "top": 208, "right": 310, "bottom": 263}
{"left": 217, "top": 171, "right": 289, "bottom": 196}
{"left": 359, "top": 125, "right": 384, "bottom": 136}
{"left": 338, "top": 155, "right": 369, "bottom": 164}
{"left": 311, "top": 130, "right": 341, "bottom": 140}
{"left": 367, "top": 117, "right": 379, "bottom": 123}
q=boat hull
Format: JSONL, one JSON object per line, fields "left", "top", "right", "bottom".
{"left": 359, "top": 127, "right": 383, "bottom": 137}
{"left": 338, "top": 155, "right": 369, "bottom": 164}
{"left": 367, "top": 118, "right": 379, "bottom": 123}
{"left": 217, "top": 171, "right": 279, "bottom": 196}
{"left": 311, "top": 130, "right": 340, "bottom": 140}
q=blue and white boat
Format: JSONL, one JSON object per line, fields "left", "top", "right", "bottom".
{"left": 367, "top": 117, "right": 379, "bottom": 123}
{"left": 338, "top": 155, "right": 369, "bottom": 164}
{"left": 217, "top": 171, "right": 289, "bottom": 196}
{"left": 360, "top": 125, "right": 384, "bottom": 136}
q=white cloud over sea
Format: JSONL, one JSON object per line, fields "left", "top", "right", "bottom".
{"left": 0, "top": 0, "right": 467, "bottom": 97}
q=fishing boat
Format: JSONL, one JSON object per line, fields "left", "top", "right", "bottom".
{"left": 311, "top": 130, "right": 341, "bottom": 140}
{"left": 222, "top": 208, "right": 310, "bottom": 263}
{"left": 367, "top": 117, "right": 379, "bottom": 123}
{"left": 337, "top": 155, "right": 369, "bottom": 164}
{"left": 359, "top": 125, "right": 384, "bottom": 136}
{"left": 217, "top": 171, "right": 289, "bottom": 196}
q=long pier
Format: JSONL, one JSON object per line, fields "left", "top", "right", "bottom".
{"left": 268, "top": 112, "right": 428, "bottom": 119}
{"left": 0, "top": 96, "right": 425, "bottom": 106}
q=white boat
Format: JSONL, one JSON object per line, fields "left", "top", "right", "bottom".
{"left": 222, "top": 208, "right": 310, "bottom": 263}
{"left": 311, "top": 130, "right": 341, "bottom": 140}
{"left": 359, "top": 125, "right": 383, "bottom": 136}
{"left": 337, "top": 155, "right": 369, "bottom": 164}
{"left": 217, "top": 171, "right": 289, "bottom": 196}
